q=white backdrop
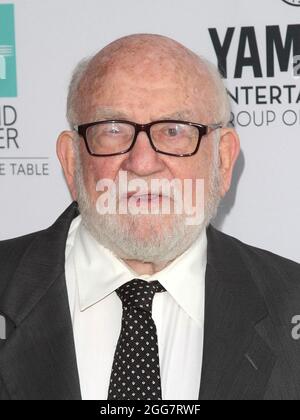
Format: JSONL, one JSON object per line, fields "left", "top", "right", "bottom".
{"left": 0, "top": 0, "right": 299, "bottom": 263}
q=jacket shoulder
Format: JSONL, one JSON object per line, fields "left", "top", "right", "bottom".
{"left": 209, "top": 225, "right": 300, "bottom": 292}
{"left": 0, "top": 202, "right": 79, "bottom": 299}
{"left": 0, "top": 230, "right": 44, "bottom": 296}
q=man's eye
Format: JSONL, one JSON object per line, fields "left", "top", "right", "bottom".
{"left": 105, "top": 124, "right": 122, "bottom": 135}
{"left": 109, "top": 129, "right": 119, "bottom": 134}
{"left": 165, "top": 125, "right": 183, "bottom": 137}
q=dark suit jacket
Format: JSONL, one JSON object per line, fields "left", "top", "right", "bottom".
{"left": 0, "top": 201, "right": 300, "bottom": 400}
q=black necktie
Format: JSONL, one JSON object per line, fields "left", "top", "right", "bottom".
{"left": 108, "top": 278, "right": 166, "bottom": 400}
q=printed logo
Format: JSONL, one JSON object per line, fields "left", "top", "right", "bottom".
{"left": 209, "top": 24, "right": 300, "bottom": 128}
{"left": 282, "top": 0, "right": 300, "bottom": 6}
{"left": 0, "top": 4, "right": 17, "bottom": 97}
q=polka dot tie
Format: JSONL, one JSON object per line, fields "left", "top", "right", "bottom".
{"left": 107, "top": 278, "right": 166, "bottom": 400}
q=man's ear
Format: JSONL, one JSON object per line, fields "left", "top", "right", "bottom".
{"left": 218, "top": 128, "right": 240, "bottom": 197}
{"left": 56, "top": 130, "right": 78, "bottom": 200}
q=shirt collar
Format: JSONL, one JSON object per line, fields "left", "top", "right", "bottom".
{"left": 68, "top": 215, "right": 207, "bottom": 326}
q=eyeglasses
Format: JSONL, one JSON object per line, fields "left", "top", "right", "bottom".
{"left": 74, "top": 119, "right": 222, "bottom": 157}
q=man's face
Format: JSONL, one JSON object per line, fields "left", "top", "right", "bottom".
{"left": 79, "top": 59, "right": 216, "bottom": 209}
{"left": 58, "top": 50, "right": 238, "bottom": 265}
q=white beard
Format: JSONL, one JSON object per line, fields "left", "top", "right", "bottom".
{"left": 74, "top": 145, "right": 221, "bottom": 264}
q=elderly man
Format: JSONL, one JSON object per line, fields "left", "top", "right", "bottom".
{"left": 0, "top": 34, "right": 300, "bottom": 401}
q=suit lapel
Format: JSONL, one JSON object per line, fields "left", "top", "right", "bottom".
{"left": 0, "top": 202, "right": 81, "bottom": 400}
{"left": 199, "top": 226, "right": 277, "bottom": 400}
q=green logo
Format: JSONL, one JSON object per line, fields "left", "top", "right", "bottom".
{"left": 0, "top": 4, "right": 17, "bottom": 97}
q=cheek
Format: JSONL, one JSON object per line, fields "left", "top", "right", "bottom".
{"left": 81, "top": 155, "right": 124, "bottom": 200}
{"left": 177, "top": 149, "right": 213, "bottom": 203}
{"left": 164, "top": 158, "right": 209, "bottom": 208}
{"left": 171, "top": 156, "right": 210, "bottom": 183}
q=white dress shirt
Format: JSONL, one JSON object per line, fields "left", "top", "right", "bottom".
{"left": 65, "top": 215, "right": 207, "bottom": 400}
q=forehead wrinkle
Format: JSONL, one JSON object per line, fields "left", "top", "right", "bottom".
{"left": 91, "top": 107, "right": 197, "bottom": 123}
{"left": 75, "top": 37, "right": 219, "bottom": 124}
{"left": 93, "top": 107, "right": 130, "bottom": 121}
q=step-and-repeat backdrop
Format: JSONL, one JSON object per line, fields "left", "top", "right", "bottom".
{"left": 0, "top": 0, "right": 299, "bottom": 262}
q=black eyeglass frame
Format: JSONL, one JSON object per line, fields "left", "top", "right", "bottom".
{"left": 74, "top": 119, "right": 222, "bottom": 157}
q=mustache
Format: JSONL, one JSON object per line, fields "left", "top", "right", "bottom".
{"left": 120, "top": 188, "right": 174, "bottom": 201}
{"left": 94, "top": 171, "right": 202, "bottom": 207}
{"left": 116, "top": 180, "right": 182, "bottom": 202}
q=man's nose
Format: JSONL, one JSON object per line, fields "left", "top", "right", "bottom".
{"left": 120, "top": 131, "right": 165, "bottom": 176}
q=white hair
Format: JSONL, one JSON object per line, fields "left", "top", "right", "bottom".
{"left": 198, "top": 57, "right": 231, "bottom": 126}
{"left": 66, "top": 57, "right": 92, "bottom": 129}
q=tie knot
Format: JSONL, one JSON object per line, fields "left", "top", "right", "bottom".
{"left": 116, "top": 279, "right": 166, "bottom": 313}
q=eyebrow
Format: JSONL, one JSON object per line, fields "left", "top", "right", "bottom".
{"left": 93, "top": 107, "right": 129, "bottom": 120}
{"left": 158, "top": 111, "right": 195, "bottom": 121}
{"left": 93, "top": 108, "right": 196, "bottom": 122}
